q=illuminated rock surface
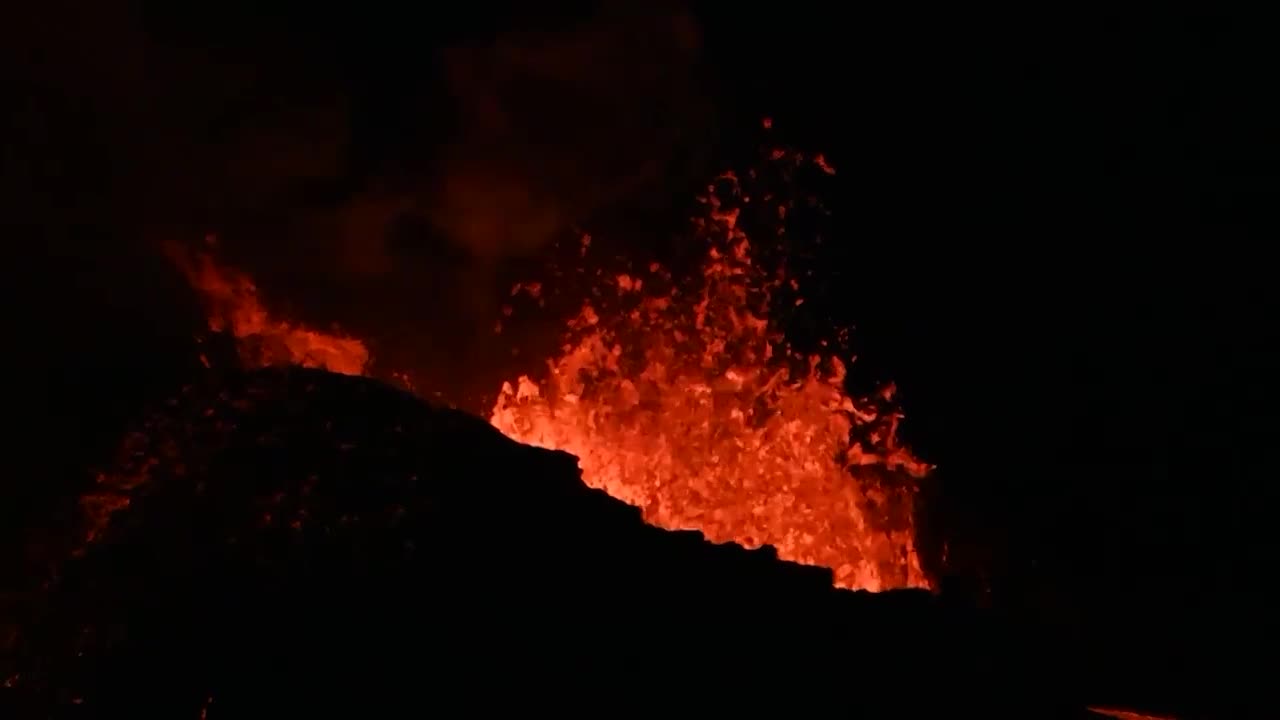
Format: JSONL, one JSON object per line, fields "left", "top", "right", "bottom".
{"left": 3, "top": 368, "right": 1080, "bottom": 717}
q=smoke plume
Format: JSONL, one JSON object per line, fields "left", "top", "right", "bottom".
{"left": 5, "top": 0, "right": 713, "bottom": 472}
{"left": 424, "top": 3, "right": 705, "bottom": 260}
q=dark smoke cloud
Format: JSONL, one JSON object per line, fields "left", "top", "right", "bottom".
{"left": 8, "top": 0, "right": 717, "bottom": 399}
{"left": 265, "top": 1, "right": 712, "bottom": 290}
{"left": 424, "top": 3, "right": 705, "bottom": 260}
{"left": 161, "top": 2, "right": 714, "bottom": 345}
{"left": 15, "top": 2, "right": 712, "bottom": 331}
{"left": 10, "top": 1, "right": 710, "bottom": 262}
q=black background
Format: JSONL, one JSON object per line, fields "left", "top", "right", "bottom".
{"left": 6, "top": 3, "right": 1277, "bottom": 712}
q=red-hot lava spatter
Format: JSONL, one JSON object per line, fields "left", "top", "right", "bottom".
{"left": 169, "top": 239, "right": 370, "bottom": 376}
{"left": 168, "top": 155, "right": 931, "bottom": 591}
{"left": 491, "top": 167, "right": 930, "bottom": 590}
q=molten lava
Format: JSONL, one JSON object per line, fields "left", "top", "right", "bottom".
{"left": 165, "top": 154, "right": 931, "bottom": 591}
{"left": 491, "top": 170, "right": 929, "bottom": 590}
{"left": 169, "top": 239, "right": 370, "bottom": 376}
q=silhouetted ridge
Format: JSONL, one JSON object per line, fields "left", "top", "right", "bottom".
{"left": 4, "top": 367, "right": 1083, "bottom": 717}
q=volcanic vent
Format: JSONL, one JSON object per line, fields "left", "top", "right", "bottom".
{"left": 6, "top": 365, "right": 1072, "bottom": 716}
{"left": 168, "top": 149, "right": 931, "bottom": 591}
{"left": 0, "top": 146, "right": 1091, "bottom": 719}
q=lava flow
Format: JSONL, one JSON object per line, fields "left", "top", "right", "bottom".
{"left": 169, "top": 154, "right": 931, "bottom": 591}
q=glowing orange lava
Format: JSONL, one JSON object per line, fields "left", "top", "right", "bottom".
{"left": 491, "top": 168, "right": 929, "bottom": 590}
{"left": 168, "top": 156, "right": 931, "bottom": 591}
{"left": 168, "top": 238, "right": 370, "bottom": 376}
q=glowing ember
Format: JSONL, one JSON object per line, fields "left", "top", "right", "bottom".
{"left": 491, "top": 168, "right": 930, "bottom": 591}
{"left": 168, "top": 238, "right": 370, "bottom": 376}
{"left": 165, "top": 155, "right": 931, "bottom": 591}
{"left": 1087, "top": 708, "right": 1177, "bottom": 720}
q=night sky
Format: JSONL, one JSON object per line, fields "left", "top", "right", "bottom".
{"left": 7, "top": 3, "right": 1277, "bottom": 710}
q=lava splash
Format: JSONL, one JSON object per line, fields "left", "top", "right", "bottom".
{"left": 491, "top": 167, "right": 929, "bottom": 590}
{"left": 168, "top": 153, "right": 931, "bottom": 591}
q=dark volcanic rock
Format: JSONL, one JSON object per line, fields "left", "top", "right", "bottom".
{"left": 3, "top": 368, "right": 1083, "bottom": 717}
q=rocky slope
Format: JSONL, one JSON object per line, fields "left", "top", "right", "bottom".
{"left": 2, "top": 367, "right": 1082, "bottom": 717}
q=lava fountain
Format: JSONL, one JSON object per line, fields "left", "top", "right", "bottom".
{"left": 168, "top": 151, "right": 932, "bottom": 591}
